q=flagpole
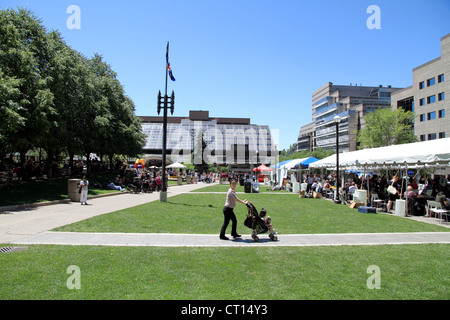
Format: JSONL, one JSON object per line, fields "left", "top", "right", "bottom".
{"left": 160, "top": 42, "right": 169, "bottom": 202}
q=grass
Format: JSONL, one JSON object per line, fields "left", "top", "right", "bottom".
{"left": 191, "top": 183, "right": 289, "bottom": 193}
{"left": 0, "top": 173, "right": 190, "bottom": 207}
{"left": 54, "top": 193, "right": 448, "bottom": 234}
{"left": 0, "top": 244, "right": 448, "bottom": 300}
{"left": 1, "top": 184, "right": 449, "bottom": 300}
{"left": 0, "top": 172, "right": 121, "bottom": 207}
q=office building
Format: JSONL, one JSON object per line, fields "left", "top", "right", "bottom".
{"left": 140, "top": 110, "right": 276, "bottom": 168}
{"left": 297, "top": 82, "right": 402, "bottom": 152}
{"left": 391, "top": 33, "right": 449, "bottom": 142}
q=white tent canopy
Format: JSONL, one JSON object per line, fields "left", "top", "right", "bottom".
{"left": 280, "top": 158, "right": 310, "bottom": 170}
{"left": 309, "top": 138, "right": 450, "bottom": 169}
{"left": 273, "top": 157, "right": 320, "bottom": 186}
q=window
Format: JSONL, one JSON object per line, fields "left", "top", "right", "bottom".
{"left": 438, "top": 92, "right": 445, "bottom": 101}
{"left": 420, "top": 135, "right": 426, "bottom": 141}
{"left": 427, "top": 112, "right": 436, "bottom": 120}
{"left": 427, "top": 95, "right": 436, "bottom": 104}
{"left": 419, "top": 98, "right": 425, "bottom": 106}
{"left": 438, "top": 74, "right": 444, "bottom": 83}
{"left": 419, "top": 114, "right": 426, "bottom": 122}
{"left": 427, "top": 78, "right": 436, "bottom": 87}
{"left": 439, "top": 132, "right": 446, "bottom": 139}
{"left": 419, "top": 81, "right": 425, "bottom": 89}
{"left": 438, "top": 109, "right": 445, "bottom": 118}
{"left": 428, "top": 133, "right": 437, "bottom": 140}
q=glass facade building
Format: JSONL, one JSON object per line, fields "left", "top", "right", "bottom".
{"left": 140, "top": 111, "right": 276, "bottom": 166}
{"left": 297, "top": 83, "right": 401, "bottom": 152}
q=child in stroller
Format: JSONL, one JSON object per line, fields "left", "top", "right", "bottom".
{"left": 244, "top": 202, "right": 278, "bottom": 242}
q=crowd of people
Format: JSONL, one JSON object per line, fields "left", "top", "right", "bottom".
{"left": 298, "top": 172, "right": 450, "bottom": 215}
{"left": 0, "top": 157, "right": 113, "bottom": 183}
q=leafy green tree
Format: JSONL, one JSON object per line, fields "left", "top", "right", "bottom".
{"left": 0, "top": 7, "right": 146, "bottom": 171}
{"left": 0, "top": 8, "right": 55, "bottom": 163}
{"left": 0, "top": 70, "right": 22, "bottom": 151}
{"left": 88, "top": 54, "right": 145, "bottom": 168}
{"left": 356, "top": 108, "right": 418, "bottom": 149}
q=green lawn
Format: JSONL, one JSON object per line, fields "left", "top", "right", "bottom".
{"left": 0, "top": 174, "right": 188, "bottom": 207}
{"left": 1, "top": 185, "right": 449, "bottom": 300}
{"left": 0, "top": 244, "right": 448, "bottom": 300}
{"left": 55, "top": 193, "right": 448, "bottom": 234}
{"left": 0, "top": 173, "right": 122, "bottom": 207}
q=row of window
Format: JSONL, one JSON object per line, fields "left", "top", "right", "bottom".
{"left": 419, "top": 109, "right": 446, "bottom": 122}
{"left": 419, "top": 92, "right": 445, "bottom": 106}
{"left": 419, "top": 132, "right": 446, "bottom": 141}
{"left": 419, "top": 74, "right": 444, "bottom": 89}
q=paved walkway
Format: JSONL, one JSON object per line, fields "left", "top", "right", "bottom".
{"left": 11, "top": 231, "right": 450, "bottom": 247}
{"left": 0, "top": 183, "right": 206, "bottom": 243}
{"left": 1, "top": 183, "right": 450, "bottom": 247}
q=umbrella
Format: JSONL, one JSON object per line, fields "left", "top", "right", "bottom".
{"left": 166, "top": 162, "right": 187, "bottom": 169}
{"left": 252, "top": 164, "right": 273, "bottom": 172}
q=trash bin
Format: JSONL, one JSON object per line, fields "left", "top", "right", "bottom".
{"left": 68, "top": 179, "right": 81, "bottom": 202}
{"left": 293, "top": 182, "right": 299, "bottom": 193}
{"left": 244, "top": 181, "right": 252, "bottom": 193}
{"left": 252, "top": 182, "right": 259, "bottom": 193}
{"left": 239, "top": 177, "right": 244, "bottom": 186}
{"left": 395, "top": 199, "right": 406, "bottom": 217}
{"left": 177, "top": 176, "right": 182, "bottom": 185}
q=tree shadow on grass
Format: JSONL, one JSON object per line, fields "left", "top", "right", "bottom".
{"left": 166, "top": 201, "right": 220, "bottom": 209}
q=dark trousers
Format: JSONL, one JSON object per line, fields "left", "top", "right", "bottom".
{"left": 220, "top": 206, "right": 238, "bottom": 236}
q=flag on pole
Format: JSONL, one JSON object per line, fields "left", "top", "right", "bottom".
{"left": 166, "top": 42, "right": 176, "bottom": 81}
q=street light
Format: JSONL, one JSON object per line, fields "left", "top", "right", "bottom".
{"left": 334, "top": 115, "right": 342, "bottom": 204}
{"left": 157, "top": 42, "right": 176, "bottom": 202}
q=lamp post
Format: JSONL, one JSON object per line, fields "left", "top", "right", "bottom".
{"left": 334, "top": 115, "right": 342, "bottom": 204}
{"left": 157, "top": 42, "right": 175, "bottom": 202}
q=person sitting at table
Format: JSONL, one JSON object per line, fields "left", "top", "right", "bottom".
{"left": 348, "top": 182, "right": 357, "bottom": 200}
{"left": 408, "top": 178, "right": 418, "bottom": 191}
{"left": 404, "top": 186, "right": 417, "bottom": 199}
{"left": 404, "top": 186, "right": 418, "bottom": 215}
{"left": 443, "top": 198, "right": 450, "bottom": 210}
{"left": 322, "top": 180, "right": 331, "bottom": 196}
{"left": 436, "top": 191, "right": 447, "bottom": 207}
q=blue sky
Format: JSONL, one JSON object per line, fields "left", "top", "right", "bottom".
{"left": 2, "top": 0, "right": 449, "bottom": 150}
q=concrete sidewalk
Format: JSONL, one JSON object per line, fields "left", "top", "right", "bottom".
{"left": 1, "top": 182, "right": 450, "bottom": 247}
{"left": 11, "top": 231, "right": 450, "bottom": 247}
{"left": 0, "top": 183, "right": 207, "bottom": 243}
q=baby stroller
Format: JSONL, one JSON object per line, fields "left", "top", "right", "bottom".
{"left": 244, "top": 202, "right": 278, "bottom": 242}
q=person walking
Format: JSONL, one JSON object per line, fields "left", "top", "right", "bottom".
{"left": 80, "top": 176, "right": 89, "bottom": 205}
{"left": 386, "top": 175, "right": 400, "bottom": 213}
{"left": 220, "top": 179, "right": 248, "bottom": 240}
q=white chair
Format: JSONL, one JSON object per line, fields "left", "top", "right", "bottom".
{"left": 426, "top": 200, "right": 447, "bottom": 221}
{"left": 371, "top": 193, "right": 385, "bottom": 210}
{"left": 428, "top": 201, "right": 448, "bottom": 222}
{"left": 426, "top": 200, "right": 439, "bottom": 217}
